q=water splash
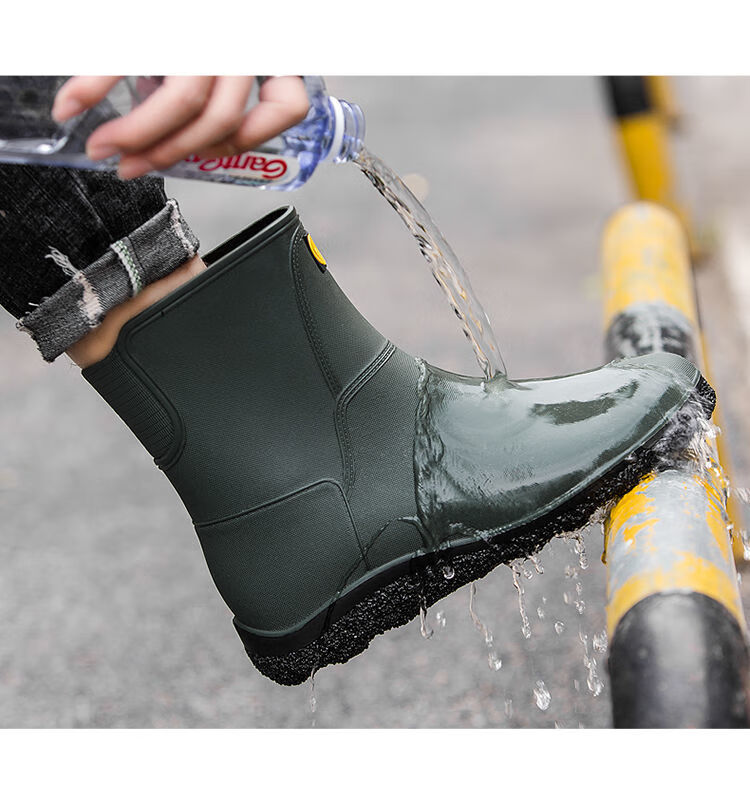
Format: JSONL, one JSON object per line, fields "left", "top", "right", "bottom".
{"left": 592, "top": 630, "right": 608, "bottom": 655}
{"left": 554, "top": 620, "right": 565, "bottom": 635}
{"left": 354, "top": 148, "right": 505, "bottom": 379}
{"left": 533, "top": 680, "right": 551, "bottom": 711}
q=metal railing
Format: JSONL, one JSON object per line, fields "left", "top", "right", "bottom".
{"left": 601, "top": 202, "right": 750, "bottom": 727}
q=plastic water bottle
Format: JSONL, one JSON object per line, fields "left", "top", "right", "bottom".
{"left": 0, "top": 76, "right": 365, "bottom": 190}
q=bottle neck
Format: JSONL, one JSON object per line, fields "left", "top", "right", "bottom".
{"left": 324, "top": 97, "right": 365, "bottom": 163}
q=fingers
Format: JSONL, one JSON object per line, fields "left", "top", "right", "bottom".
{"left": 119, "top": 75, "right": 309, "bottom": 179}
{"left": 226, "top": 76, "right": 310, "bottom": 153}
{"left": 192, "top": 77, "right": 310, "bottom": 160}
{"left": 117, "top": 76, "right": 255, "bottom": 178}
{"left": 52, "top": 76, "right": 123, "bottom": 122}
{"left": 85, "top": 76, "right": 216, "bottom": 161}
{"left": 57, "top": 75, "right": 311, "bottom": 180}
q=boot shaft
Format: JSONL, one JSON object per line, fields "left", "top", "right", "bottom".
{"left": 83, "top": 206, "right": 411, "bottom": 525}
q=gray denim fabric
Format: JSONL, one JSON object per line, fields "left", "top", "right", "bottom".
{"left": 18, "top": 198, "right": 199, "bottom": 361}
{"left": 0, "top": 76, "right": 201, "bottom": 362}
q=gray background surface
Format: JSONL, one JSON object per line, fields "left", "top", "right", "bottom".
{"left": 1, "top": 77, "right": 749, "bottom": 727}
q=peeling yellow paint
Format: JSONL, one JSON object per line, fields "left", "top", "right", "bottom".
{"left": 606, "top": 555, "right": 745, "bottom": 635}
{"left": 621, "top": 518, "right": 659, "bottom": 553}
{"left": 602, "top": 203, "right": 697, "bottom": 327}
{"left": 605, "top": 473, "right": 656, "bottom": 556}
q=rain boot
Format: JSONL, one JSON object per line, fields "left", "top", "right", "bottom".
{"left": 83, "top": 206, "right": 715, "bottom": 685}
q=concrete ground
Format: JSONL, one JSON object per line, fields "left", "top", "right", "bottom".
{"left": 1, "top": 77, "right": 749, "bottom": 727}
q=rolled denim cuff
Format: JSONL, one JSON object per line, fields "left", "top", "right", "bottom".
{"left": 18, "top": 198, "right": 199, "bottom": 362}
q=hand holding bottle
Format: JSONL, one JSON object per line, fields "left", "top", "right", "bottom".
{"left": 51, "top": 76, "right": 310, "bottom": 180}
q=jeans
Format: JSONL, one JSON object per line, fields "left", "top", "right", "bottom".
{"left": 0, "top": 77, "right": 200, "bottom": 361}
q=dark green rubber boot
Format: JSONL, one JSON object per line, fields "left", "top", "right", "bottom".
{"left": 83, "top": 206, "right": 715, "bottom": 685}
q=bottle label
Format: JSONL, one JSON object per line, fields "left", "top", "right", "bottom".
{"left": 182, "top": 152, "right": 301, "bottom": 185}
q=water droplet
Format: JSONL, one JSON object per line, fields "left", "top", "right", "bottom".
{"left": 510, "top": 560, "right": 532, "bottom": 639}
{"left": 435, "top": 610, "right": 447, "bottom": 628}
{"left": 593, "top": 630, "right": 608, "bottom": 654}
{"left": 504, "top": 698, "right": 513, "bottom": 718}
{"left": 537, "top": 605, "right": 545, "bottom": 620}
{"left": 554, "top": 621, "right": 565, "bottom": 635}
{"left": 442, "top": 564, "right": 455, "bottom": 580}
{"left": 419, "top": 604, "right": 434, "bottom": 639}
{"left": 469, "top": 582, "right": 501, "bottom": 669}
{"left": 309, "top": 671, "right": 318, "bottom": 726}
{"left": 529, "top": 554, "right": 544, "bottom": 575}
{"left": 586, "top": 661, "right": 604, "bottom": 697}
{"left": 574, "top": 580, "right": 586, "bottom": 614}
{"left": 533, "top": 680, "right": 551, "bottom": 711}
{"left": 579, "top": 629, "right": 604, "bottom": 696}
{"left": 574, "top": 536, "right": 589, "bottom": 570}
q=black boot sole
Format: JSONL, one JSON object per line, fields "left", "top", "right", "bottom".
{"left": 237, "top": 375, "right": 716, "bottom": 685}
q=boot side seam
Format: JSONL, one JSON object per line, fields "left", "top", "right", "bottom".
{"left": 335, "top": 341, "right": 396, "bottom": 493}
{"left": 194, "top": 476, "right": 372, "bottom": 573}
{"left": 290, "top": 227, "right": 341, "bottom": 397}
{"left": 118, "top": 332, "right": 187, "bottom": 470}
{"left": 194, "top": 477, "right": 349, "bottom": 527}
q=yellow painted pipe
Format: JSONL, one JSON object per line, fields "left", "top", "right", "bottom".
{"left": 614, "top": 114, "right": 696, "bottom": 251}
{"left": 602, "top": 202, "right": 697, "bottom": 330}
{"left": 646, "top": 75, "right": 681, "bottom": 128}
{"left": 608, "top": 76, "right": 700, "bottom": 259}
{"left": 602, "top": 202, "right": 744, "bottom": 636}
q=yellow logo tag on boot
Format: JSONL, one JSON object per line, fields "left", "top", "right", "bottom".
{"left": 306, "top": 234, "right": 327, "bottom": 271}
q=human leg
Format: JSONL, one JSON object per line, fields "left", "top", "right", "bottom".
{"left": 0, "top": 163, "right": 200, "bottom": 362}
